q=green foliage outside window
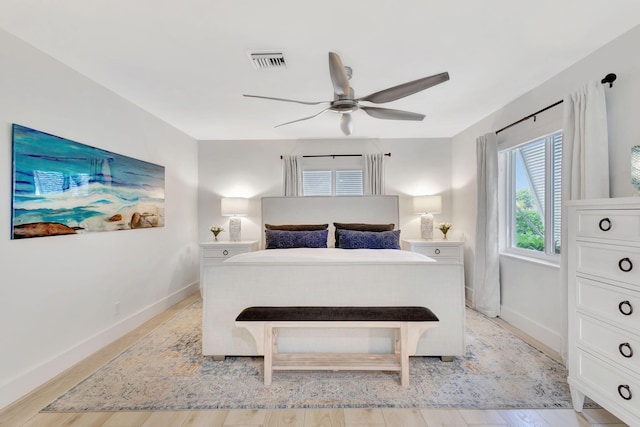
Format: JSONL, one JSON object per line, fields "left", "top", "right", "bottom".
{"left": 515, "top": 189, "right": 544, "bottom": 251}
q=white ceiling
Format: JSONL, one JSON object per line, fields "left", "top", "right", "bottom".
{"left": 1, "top": 1, "right": 639, "bottom": 141}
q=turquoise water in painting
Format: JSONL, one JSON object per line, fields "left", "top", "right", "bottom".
{"left": 12, "top": 124, "right": 165, "bottom": 234}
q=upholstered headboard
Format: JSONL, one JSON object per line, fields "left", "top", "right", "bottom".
{"left": 261, "top": 195, "right": 399, "bottom": 248}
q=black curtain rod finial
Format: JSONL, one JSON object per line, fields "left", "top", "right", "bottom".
{"left": 601, "top": 73, "right": 616, "bottom": 88}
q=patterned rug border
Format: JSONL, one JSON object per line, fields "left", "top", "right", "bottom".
{"left": 42, "top": 300, "right": 597, "bottom": 412}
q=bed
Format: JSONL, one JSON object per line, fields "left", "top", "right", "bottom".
{"left": 201, "top": 195, "right": 465, "bottom": 359}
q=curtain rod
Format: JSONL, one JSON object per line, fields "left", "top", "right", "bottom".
{"left": 495, "top": 73, "right": 617, "bottom": 135}
{"left": 280, "top": 153, "right": 391, "bottom": 159}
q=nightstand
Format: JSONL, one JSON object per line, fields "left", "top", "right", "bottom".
{"left": 401, "top": 239, "right": 464, "bottom": 264}
{"left": 199, "top": 241, "right": 259, "bottom": 292}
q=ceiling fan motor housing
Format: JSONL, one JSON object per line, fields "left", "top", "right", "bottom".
{"left": 331, "top": 99, "right": 358, "bottom": 114}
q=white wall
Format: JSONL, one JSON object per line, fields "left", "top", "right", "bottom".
{"left": 197, "top": 138, "right": 455, "bottom": 245}
{"left": 451, "top": 25, "right": 640, "bottom": 352}
{"left": 0, "top": 29, "right": 200, "bottom": 409}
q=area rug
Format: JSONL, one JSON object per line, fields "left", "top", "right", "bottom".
{"left": 43, "top": 300, "right": 583, "bottom": 411}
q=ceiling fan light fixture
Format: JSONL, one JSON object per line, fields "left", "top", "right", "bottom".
{"left": 340, "top": 114, "right": 353, "bottom": 136}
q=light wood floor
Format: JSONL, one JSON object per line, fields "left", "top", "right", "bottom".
{"left": 0, "top": 294, "right": 628, "bottom": 427}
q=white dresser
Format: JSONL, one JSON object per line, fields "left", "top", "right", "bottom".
{"left": 567, "top": 197, "right": 640, "bottom": 426}
{"left": 401, "top": 239, "right": 464, "bottom": 264}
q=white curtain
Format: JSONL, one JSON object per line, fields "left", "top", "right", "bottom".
{"left": 363, "top": 153, "right": 385, "bottom": 195}
{"left": 282, "top": 155, "right": 301, "bottom": 196}
{"left": 559, "top": 80, "right": 609, "bottom": 362}
{"left": 474, "top": 133, "right": 501, "bottom": 317}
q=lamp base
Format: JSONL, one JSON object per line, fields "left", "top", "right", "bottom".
{"left": 420, "top": 214, "right": 434, "bottom": 240}
{"left": 229, "top": 217, "right": 241, "bottom": 242}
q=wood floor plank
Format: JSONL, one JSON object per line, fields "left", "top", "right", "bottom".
{"left": 458, "top": 409, "right": 508, "bottom": 425}
{"left": 535, "top": 409, "right": 593, "bottom": 427}
{"left": 419, "top": 409, "right": 469, "bottom": 427}
{"left": 58, "top": 412, "right": 113, "bottom": 426}
{"left": 343, "top": 408, "right": 385, "bottom": 425}
{"left": 223, "top": 409, "right": 269, "bottom": 426}
{"left": 19, "top": 412, "right": 76, "bottom": 427}
{"left": 101, "top": 411, "right": 153, "bottom": 426}
{"left": 497, "top": 409, "right": 552, "bottom": 427}
{"left": 140, "top": 410, "right": 191, "bottom": 427}
{"left": 181, "top": 410, "right": 229, "bottom": 427}
{"left": 303, "top": 409, "right": 345, "bottom": 427}
{"left": 264, "top": 409, "right": 305, "bottom": 427}
{"left": 581, "top": 408, "right": 627, "bottom": 425}
{"left": 381, "top": 408, "right": 427, "bottom": 427}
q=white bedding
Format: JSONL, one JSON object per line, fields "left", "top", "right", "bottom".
{"left": 225, "top": 248, "right": 436, "bottom": 263}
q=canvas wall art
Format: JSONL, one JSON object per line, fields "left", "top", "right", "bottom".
{"left": 11, "top": 124, "right": 165, "bottom": 239}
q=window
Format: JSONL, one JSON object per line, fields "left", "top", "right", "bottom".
{"left": 301, "top": 156, "right": 364, "bottom": 196}
{"left": 302, "top": 169, "right": 363, "bottom": 196}
{"left": 335, "top": 170, "right": 363, "bottom": 195}
{"left": 502, "top": 130, "right": 562, "bottom": 258}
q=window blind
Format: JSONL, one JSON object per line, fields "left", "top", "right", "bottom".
{"left": 302, "top": 170, "right": 332, "bottom": 196}
{"left": 335, "top": 170, "right": 363, "bottom": 195}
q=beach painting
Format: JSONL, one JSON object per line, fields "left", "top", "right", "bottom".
{"left": 11, "top": 124, "right": 165, "bottom": 239}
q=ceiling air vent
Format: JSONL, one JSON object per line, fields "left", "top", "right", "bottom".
{"left": 249, "top": 52, "right": 286, "bottom": 70}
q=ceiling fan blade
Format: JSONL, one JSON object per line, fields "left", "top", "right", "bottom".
{"left": 340, "top": 113, "right": 353, "bottom": 136}
{"left": 329, "top": 52, "right": 350, "bottom": 97}
{"left": 360, "top": 106, "right": 425, "bottom": 121}
{"left": 243, "top": 94, "right": 329, "bottom": 106}
{"left": 274, "top": 108, "right": 330, "bottom": 128}
{"left": 357, "top": 72, "right": 450, "bottom": 104}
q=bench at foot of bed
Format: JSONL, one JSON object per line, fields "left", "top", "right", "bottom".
{"left": 235, "top": 306, "right": 440, "bottom": 387}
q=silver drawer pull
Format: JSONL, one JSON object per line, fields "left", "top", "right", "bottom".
{"left": 619, "top": 301, "right": 633, "bottom": 316}
{"left": 618, "top": 384, "right": 632, "bottom": 401}
{"left": 618, "top": 257, "right": 633, "bottom": 272}
{"left": 223, "top": 250, "right": 229, "bottom": 256}
{"left": 619, "top": 343, "right": 634, "bottom": 358}
{"left": 434, "top": 249, "right": 441, "bottom": 254}
{"left": 598, "top": 217, "right": 612, "bottom": 231}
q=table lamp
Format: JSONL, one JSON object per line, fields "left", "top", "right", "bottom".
{"left": 221, "top": 197, "right": 249, "bottom": 242}
{"left": 413, "top": 195, "right": 441, "bottom": 240}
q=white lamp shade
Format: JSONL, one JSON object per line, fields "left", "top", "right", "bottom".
{"left": 413, "top": 195, "right": 442, "bottom": 214}
{"left": 221, "top": 197, "right": 249, "bottom": 217}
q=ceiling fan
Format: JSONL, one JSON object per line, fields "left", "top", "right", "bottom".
{"left": 244, "top": 52, "right": 449, "bottom": 136}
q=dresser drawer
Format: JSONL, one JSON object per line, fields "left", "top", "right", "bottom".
{"left": 576, "top": 277, "right": 640, "bottom": 333}
{"left": 203, "top": 247, "right": 251, "bottom": 259}
{"left": 414, "top": 246, "right": 460, "bottom": 260}
{"left": 576, "top": 242, "right": 640, "bottom": 286}
{"left": 401, "top": 240, "right": 463, "bottom": 264}
{"left": 577, "top": 313, "right": 640, "bottom": 374}
{"left": 575, "top": 350, "right": 640, "bottom": 420}
{"left": 576, "top": 209, "right": 640, "bottom": 242}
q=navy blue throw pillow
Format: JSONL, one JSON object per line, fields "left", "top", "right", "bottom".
{"left": 265, "top": 229, "right": 328, "bottom": 249}
{"left": 336, "top": 229, "right": 401, "bottom": 249}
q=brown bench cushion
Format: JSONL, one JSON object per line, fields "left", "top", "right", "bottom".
{"left": 236, "top": 306, "right": 439, "bottom": 322}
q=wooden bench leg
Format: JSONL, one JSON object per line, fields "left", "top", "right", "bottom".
{"left": 400, "top": 322, "right": 409, "bottom": 387}
{"left": 264, "top": 323, "right": 273, "bottom": 386}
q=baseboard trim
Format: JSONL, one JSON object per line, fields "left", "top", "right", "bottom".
{"left": 499, "top": 305, "right": 562, "bottom": 355}
{"left": 0, "top": 281, "right": 199, "bottom": 410}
